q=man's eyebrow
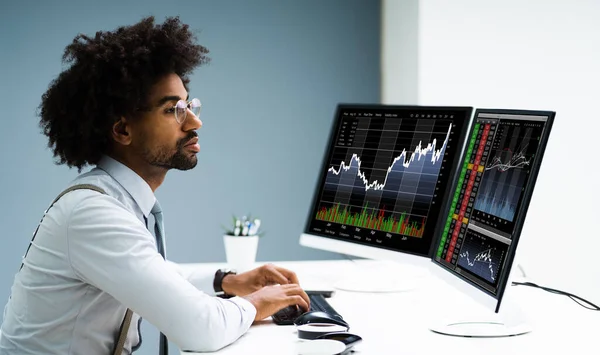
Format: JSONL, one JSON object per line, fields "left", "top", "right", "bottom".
{"left": 156, "top": 94, "right": 190, "bottom": 106}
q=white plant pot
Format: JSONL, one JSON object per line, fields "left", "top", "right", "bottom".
{"left": 223, "top": 235, "right": 259, "bottom": 273}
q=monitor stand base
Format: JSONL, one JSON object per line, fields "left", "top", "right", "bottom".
{"left": 429, "top": 297, "right": 532, "bottom": 337}
{"left": 429, "top": 319, "right": 532, "bottom": 338}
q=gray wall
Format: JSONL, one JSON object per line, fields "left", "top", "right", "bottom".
{"left": 0, "top": 0, "right": 381, "bottom": 353}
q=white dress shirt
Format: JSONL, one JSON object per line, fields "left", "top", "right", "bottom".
{"left": 0, "top": 156, "right": 256, "bottom": 354}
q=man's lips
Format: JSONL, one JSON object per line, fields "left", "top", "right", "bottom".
{"left": 184, "top": 137, "right": 200, "bottom": 152}
{"left": 184, "top": 137, "right": 199, "bottom": 146}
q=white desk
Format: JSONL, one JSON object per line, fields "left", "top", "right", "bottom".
{"left": 179, "top": 260, "right": 598, "bottom": 355}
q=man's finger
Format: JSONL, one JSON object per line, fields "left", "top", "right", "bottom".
{"left": 283, "top": 285, "right": 311, "bottom": 309}
{"left": 299, "top": 289, "right": 310, "bottom": 309}
{"left": 274, "top": 266, "right": 300, "bottom": 285}
{"left": 265, "top": 267, "right": 289, "bottom": 285}
{"left": 290, "top": 295, "right": 310, "bottom": 312}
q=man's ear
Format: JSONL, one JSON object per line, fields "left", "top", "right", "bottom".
{"left": 112, "top": 117, "right": 132, "bottom": 146}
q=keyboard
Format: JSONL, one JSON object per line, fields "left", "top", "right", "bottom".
{"left": 308, "top": 293, "right": 340, "bottom": 316}
{"left": 271, "top": 293, "right": 344, "bottom": 325}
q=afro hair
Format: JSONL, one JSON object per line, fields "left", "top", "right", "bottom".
{"left": 38, "top": 16, "right": 209, "bottom": 171}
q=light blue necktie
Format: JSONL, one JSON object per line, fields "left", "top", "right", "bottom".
{"left": 150, "top": 201, "right": 168, "bottom": 355}
{"left": 151, "top": 201, "right": 166, "bottom": 258}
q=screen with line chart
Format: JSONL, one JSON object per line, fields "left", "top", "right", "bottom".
{"left": 433, "top": 109, "right": 555, "bottom": 300}
{"left": 304, "top": 105, "right": 472, "bottom": 257}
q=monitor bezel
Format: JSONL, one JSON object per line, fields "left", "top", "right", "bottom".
{"left": 301, "top": 103, "right": 474, "bottom": 261}
{"left": 429, "top": 108, "right": 556, "bottom": 313}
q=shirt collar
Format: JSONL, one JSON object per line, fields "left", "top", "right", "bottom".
{"left": 97, "top": 155, "right": 156, "bottom": 218}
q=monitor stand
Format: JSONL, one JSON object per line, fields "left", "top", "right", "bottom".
{"left": 428, "top": 292, "right": 532, "bottom": 337}
{"left": 333, "top": 259, "right": 429, "bottom": 293}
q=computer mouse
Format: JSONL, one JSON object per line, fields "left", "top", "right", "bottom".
{"left": 293, "top": 311, "right": 349, "bottom": 329}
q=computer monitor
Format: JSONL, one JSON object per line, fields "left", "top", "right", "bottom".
{"left": 429, "top": 108, "right": 555, "bottom": 337}
{"left": 300, "top": 104, "right": 473, "bottom": 292}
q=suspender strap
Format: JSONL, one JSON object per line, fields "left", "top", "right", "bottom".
{"left": 50, "top": 183, "right": 107, "bottom": 206}
{"left": 19, "top": 183, "right": 134, "bottom": 355}
{"left": 113, "top": 309, "right": 134, "bottom": 355}
{"left": 20, "top": 184, "right": 107, "bottom": 271}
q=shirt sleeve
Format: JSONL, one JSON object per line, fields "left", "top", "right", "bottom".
{"left": 166, "top": 261, "right": 216, "bottom": 294}
{"left": 65, "top": 192, "right": 257, "bottom": 352}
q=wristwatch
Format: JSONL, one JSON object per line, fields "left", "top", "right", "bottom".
{"left": 213, "top": 268, "right": 237, "bottom": 298}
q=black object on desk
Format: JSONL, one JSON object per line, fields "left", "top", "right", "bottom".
{"left": 295, "top": 332, "right": 362, "bottom": 354}
{"left": 271, "top": 294, "right": 348, "bottom": 327}
{"left": 271, "top": 305, "right": 304, "bottom": 325}
{"left": 306, "top": 290, "right": 335, "bottom": 298}
{"left": 308, "top": 294, "right": 340, "bottom": 316}
{"left": 317, "top": 332, "right": 362, "bottom": 354}
{"left": 294, "top": 311, "right": 349, "bottom": 329}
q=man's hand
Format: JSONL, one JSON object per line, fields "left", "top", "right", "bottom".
{"left": 242, "top": 284, "right": 310, "bottom": 321}
{"left": 222, "top": 263, "right": 301, "bottom": 296}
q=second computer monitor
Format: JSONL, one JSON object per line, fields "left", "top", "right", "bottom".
{"left": 300, "top": 104, "right": 473, "bottom": 265}
{"left": 430, "top": 108, "right": 555, "bottom": 313}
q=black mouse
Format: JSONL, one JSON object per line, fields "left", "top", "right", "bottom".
{"left": 293, "top": 311, "right": 349, "bottom": 329}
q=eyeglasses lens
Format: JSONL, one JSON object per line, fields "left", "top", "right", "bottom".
{"left": 190, "top": 98, "right": 202, "bottom": 118}
{"left": 175, "top": 100, "right": 188, "bottom": 123}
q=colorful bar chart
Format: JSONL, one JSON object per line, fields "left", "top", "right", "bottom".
{"left": 316, "top": 203, "right": 426, "bottom": 237}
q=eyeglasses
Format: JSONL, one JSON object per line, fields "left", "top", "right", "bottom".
{"left": 172, "top": 98, "right": 201, "bottom": 124}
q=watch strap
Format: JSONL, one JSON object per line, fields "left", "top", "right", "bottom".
{"left": 213, "top": 268, "right": 236, "bottom": 297}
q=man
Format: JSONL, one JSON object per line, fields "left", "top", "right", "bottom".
{"left": 0, "top": 16, "right": 310, "bottom": 354}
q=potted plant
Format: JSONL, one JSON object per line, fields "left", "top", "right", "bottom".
{"left": 222, "top": 215, "right": 263, "bottom": 272}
